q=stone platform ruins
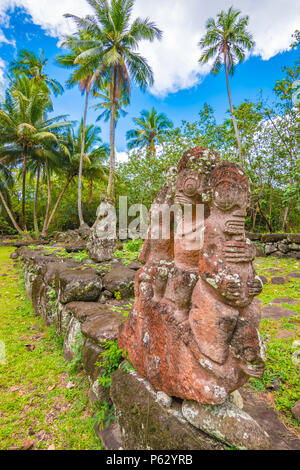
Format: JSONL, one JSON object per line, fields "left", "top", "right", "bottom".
{"left": 12, "top": 146, "right": 300, "bottom": 451}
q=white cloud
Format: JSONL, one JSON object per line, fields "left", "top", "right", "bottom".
{"left": 116, "top": 150, "right": 129, "bottom": 163}
{"left": 0, "top": 58, "right": 6, "bottom": 100}
{"left": 0, "top": 30, "right": 16, "bottom": 48}
{"left": 1, "top": 0, "right": 299, "bottom": 96}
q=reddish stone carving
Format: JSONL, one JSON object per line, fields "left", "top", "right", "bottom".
{"left": 119, "top": 147, "right": 265, "bottom": 404}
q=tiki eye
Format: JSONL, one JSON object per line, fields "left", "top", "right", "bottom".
{"left": 183, "top": 178, "right": 198, "bottom": 197}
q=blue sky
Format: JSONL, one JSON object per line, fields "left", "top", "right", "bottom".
{"left": 0, "top": 1, "right": 299, "bottom": 158}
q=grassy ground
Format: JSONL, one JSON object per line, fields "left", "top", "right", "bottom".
{"left": 0, "top": 246, "right": 102, "bottom": 450}
{"left": 251, "top": 256, "right": 300, "bottom": 432}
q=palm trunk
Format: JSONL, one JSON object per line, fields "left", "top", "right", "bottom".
{"left": 224, "top": 53, "right": 243, "bottom": 164}
{"left": 78, "top": 89, "right": 89, "bottom": 226}
{"left": 0, "top": 189, "right": 22, "bottom": 234}
{"left": 41, "top": 157, "right": 52, "bottom": 237}
{"left": 107, "top": 67, "right": 116, "bottom": 202}
{"left": 107, "top": 102, "right": 116, "bottom": 201}
{"left": 45, "top": 175, "right": 73, "bottom": 231}
{"left": 22, "top": 150, "right": 27, "bottom": 231}
{"left": 282, "top": 206, "right": 289, "bottom": 232}
{"left": 88, "top": 179, "right": 93, "bottom": 205}
{"left": 150, "top": 139, "right": 156, "bottom": 154}
{"left": 33, "top": 161, "right": 41, "bottom": 236}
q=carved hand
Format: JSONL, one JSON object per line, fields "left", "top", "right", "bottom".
{"left": 247, "top": 277, "right": 263, "bottom": 297}
{"left": 222, "top": 279, "right": 242, "bottom": 300}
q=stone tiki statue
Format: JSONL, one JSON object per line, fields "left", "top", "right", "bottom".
{"left": 119, "top": 147, "right": 266, "bottom": 404}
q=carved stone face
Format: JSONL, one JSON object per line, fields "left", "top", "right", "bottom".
{"left": 213, "top": 179, "right": 250, "bottom": 215}
{"left": 175, "top": 170, "right": 205, "bottom": 206}
{"left": 209, "top": 164, "right": 251, "bottom": 236}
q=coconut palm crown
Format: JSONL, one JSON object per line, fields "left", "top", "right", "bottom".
{"left": 63, "top": 0, "right": 162, "bottom": 200}
{"left": 198, "top": 6, "right": 255, "bottom": 161}
{"left": 126, "top": 107, "right": 173, "bottom": 153}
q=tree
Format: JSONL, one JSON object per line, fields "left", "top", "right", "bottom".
{"left": 126, "top": 107, "right": 173, "bottom": 153}
{"left": 10, "top": 49, "right": 63, "bottom": 96}
{"left": 64, "top": 0, "right": 162, "bottom": 201}
{"left": 57, "top": 32, "right": 100, "bottom": 226}
{"left": 0, "top": 75, "right": 69, "bottom": 232}
{"left": 10, "top": 49, "right": 64, "bottom": 235}
{"left": 92, "top": 79, "right": 129, "bottom": 124}
{"left": 44, "top": 122, "right": 108, "bottom": 232}
{"left": 198, "top": 6, "right": 254, "bottom": 163}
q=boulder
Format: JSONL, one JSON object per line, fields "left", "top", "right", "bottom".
{"left": 287, "top": 234, "right": 300, "bottom": 244}
{"left": 289, "top": 251, "right": 300, "bottom": 259}
{"left": 271, "top": 276, "right": 286, "bottom": 285}
{"left": 261, "top": 233, "right": 288, "bottom": 242}
{"left": 262, "top": 306, "right": 295, "bottom": 320}
{"left": 10, "top": 250, "right": 18, "bottom": 259}
{"left": 81, "top": 306, "right": 123, "bottom": 344}
{"left": 87, "top": 228, "right": 116, "bottom": 262}
{"left": 292, "top": 401, "right": 300, "bottom": 421}
{"left": 110, "top": 367, "right": 224, "bottom": 450}
{"left": 182, "top": 399, "right": 270, "bottom": 450}
{"left": 77, "top": 223, "right": 91, "bottom": 240}
{"left": 265, "top": 244, "right": 277, "bottom": 255}
{"left": 56, "top": 267, "right": 102, "bottom": 304}
{"left": 102, "top": 266, "right": 135, "bottom": 298}
{"left": 255, "top": 244, "right": 265, "bottom": 257}
{"left": 80, "top": 304, "right": 123, "bottom": 403}
{"left": 63, "top": 316, "right": 82, "bottom": 362}
{"left": 246, "top": 232, "right": 262, "bottom": 241}
{"left": 288, "top": 243, "right": 300, "bottom": 251}
{"left": 278, "top": 242, "right": 289, "bottom": 254}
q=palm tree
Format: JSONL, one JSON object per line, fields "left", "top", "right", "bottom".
{"left": 92, "top": 80, "right": 129, "bottom": 124}
{"left": 0, "top": 75, "right": 70, "bottom": 232}
{"left": 126, "top": 107, "right": 173, "bottom": 153}
{"left": 10, "top": 49, "right": 64, "bottom": 235}
{"left": 10, "top": 49, "right": 63, "bottom": 96}
{"left": 43, "top": 122, "right": 108, "bottom": 232}
{"left": 198, "top": 6, "right": 254, "bottom": 162}
{"left": 64, "top": 0, "right": 162, "bottom": 201}
{"left": 57, "top": 32, "right": 102, "bottom": 226}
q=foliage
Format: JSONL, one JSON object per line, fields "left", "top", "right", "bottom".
{"left": 109, "top": 300, "right": 134, "bottom": 319}
{"left": 94, "top": 401, "right": 115, "bottom": 431}
{"left": 68, "top": 333, "right": 84, "bottom": 375}
{"left": 95, "top": 340, "right": 125, "bottom": 388}
{"left": 113, "top": 239, "right": 143, "bottom": 265}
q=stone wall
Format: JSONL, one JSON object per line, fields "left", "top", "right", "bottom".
{"left": 247, "top": 233, "right": 300, "bottom": 258}
{"left": 17, "top": 245, "right": 136, "bottom": 405}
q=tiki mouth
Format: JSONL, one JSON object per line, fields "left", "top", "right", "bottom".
{"left": 224, "top": 219, "right": 245, "bottom": 234}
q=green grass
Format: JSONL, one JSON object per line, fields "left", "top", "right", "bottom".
{"left": 251, "top": 257, "right": 300, "bottom": 431}
{"left": 0, "top": 246, "right": 102, "bottom": 450}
